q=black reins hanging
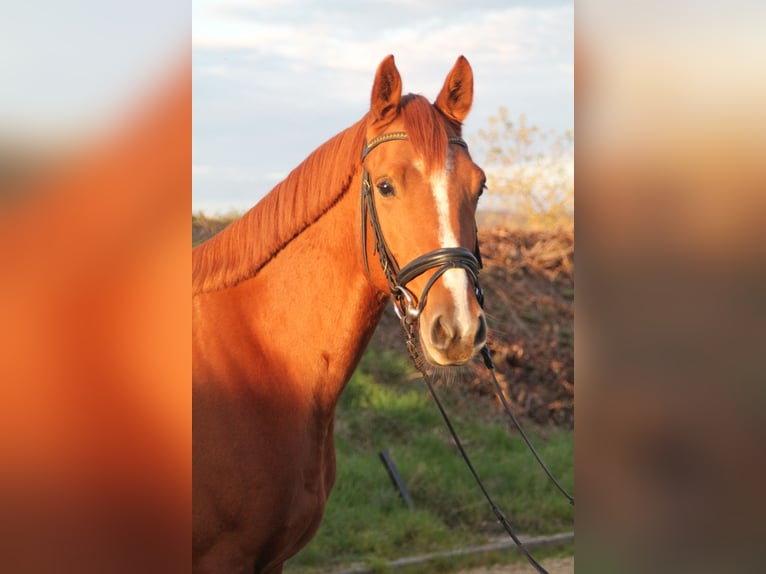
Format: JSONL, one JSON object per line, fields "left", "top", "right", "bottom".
{"left": 359, "top": 132, "right": 573, "bottom": 574}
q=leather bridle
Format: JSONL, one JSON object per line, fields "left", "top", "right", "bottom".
{"left": 360, "top": 131, "right": 485, "bottom": 332}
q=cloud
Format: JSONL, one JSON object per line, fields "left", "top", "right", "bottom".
{"left": 193, "top": 2, "right": 573, "bottom": 76}
{"left": 192, "top": 164, "right": 213, "bottom": 176}
{"left": 192, "top": 3, "right": 573, "bottom": 113}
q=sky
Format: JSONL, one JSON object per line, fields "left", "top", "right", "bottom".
{"left": 0, "top": 1, "right": 188, "bottom": 142}
{"left": 192, "top": 0, "right": 574, "bottom": 214}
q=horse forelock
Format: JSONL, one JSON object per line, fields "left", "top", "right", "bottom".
{"left": 399, "top": 94, "right": 453, "bottom": 173}
{"left": 192, "top": 118, "right": 368, "bottom": 294}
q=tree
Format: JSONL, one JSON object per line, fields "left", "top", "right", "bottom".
{"left": 475, "top": 108, "right": 573, "bottom": 228}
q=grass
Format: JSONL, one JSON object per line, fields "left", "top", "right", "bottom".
{"left": 285, "top": 346, "right": 574, "bottom": 573}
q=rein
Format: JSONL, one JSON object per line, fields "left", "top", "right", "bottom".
{"left": 360, "top": 132, "right": 573, "bottom": 574}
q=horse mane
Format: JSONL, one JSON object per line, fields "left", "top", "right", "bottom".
{"left": 192, "top": 94, "right": 454, "bottom": 294}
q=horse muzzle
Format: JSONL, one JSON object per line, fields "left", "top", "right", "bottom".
{"left": 420, "top": 308, "right": 487, "bottom": 366}
{"left": 391, "top": 248, "right": 486, "bottom": 366}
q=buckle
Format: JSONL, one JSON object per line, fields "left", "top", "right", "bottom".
{"left": 392, "top": 286, "right": 420, "bottom": 327}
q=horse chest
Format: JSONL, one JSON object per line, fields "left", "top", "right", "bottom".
{"left": 193, "top": 386, "right": 337, "bottom": 572}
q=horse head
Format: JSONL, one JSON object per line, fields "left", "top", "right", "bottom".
{"left": 361, "top": 55, "right": 487, "bottom": 366}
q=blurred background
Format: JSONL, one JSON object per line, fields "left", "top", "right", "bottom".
{"left": 576, "top": 1, "right": 766, "bottom": 572}
{"left": 0, "top": 2, "right": 190, "bottom": 573}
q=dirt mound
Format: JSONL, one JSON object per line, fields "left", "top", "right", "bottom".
{"left": 472, "top": 227, "right": 574, "bottom": 427}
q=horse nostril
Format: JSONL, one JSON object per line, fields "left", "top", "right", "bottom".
{"left": 426, "top": 313, "right": 486, "bottom": 364}
{"left": 430, "top": 315, "right": 453, "bottom": 348}
{"left": 474, "top": 314, "right": 487, "bottom": 346}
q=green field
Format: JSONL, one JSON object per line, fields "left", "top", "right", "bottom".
{"left": 285, "top": 345, "right": 574, "bottom": 573}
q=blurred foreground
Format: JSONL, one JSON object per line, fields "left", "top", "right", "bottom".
{"left": 0, "top": 63, "right": 190, "bottom": 573}
{"left": 576, "top": 3, "right": 766, "bottom": 572}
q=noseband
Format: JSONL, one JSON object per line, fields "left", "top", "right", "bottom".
{"left": 360, "top": 131, "right": 485, "bottom": 330}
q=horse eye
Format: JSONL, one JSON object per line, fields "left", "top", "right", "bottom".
{"left": 377, "top": 181, "right": 396, "bottom": 198}
{"left": 478, "top": 181, "right": 487, "bottom": 197}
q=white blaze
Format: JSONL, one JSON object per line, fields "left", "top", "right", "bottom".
{"left": 430, "top": 155, "right": 472, "bottom": 333}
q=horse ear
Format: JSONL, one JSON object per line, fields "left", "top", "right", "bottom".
{"left": 435, "top": 55, "right": 473, "bottom": 124}
{"left": 370, "top": 55, "right": 402, "bottom": 126}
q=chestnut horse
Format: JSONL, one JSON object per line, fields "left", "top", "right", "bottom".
{"left": 193, "top": 55, "right": 487, "bottom": 574}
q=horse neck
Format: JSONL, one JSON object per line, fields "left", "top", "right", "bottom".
{"left": 194, "top": 171, "right": 388, "bottom": 414}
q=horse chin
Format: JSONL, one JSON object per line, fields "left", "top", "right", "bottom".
{"left": 418, "top": 335, "right": 477, "bottom": 367}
